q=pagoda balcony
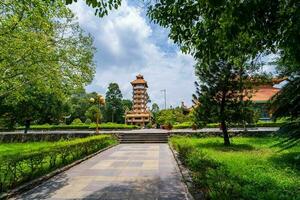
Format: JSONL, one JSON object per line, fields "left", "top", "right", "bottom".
{"left": 133, "top": 95, "right": 145, "bottom": 98}
{"left": 126, "top": 119, "right": 150, "bottom": 123}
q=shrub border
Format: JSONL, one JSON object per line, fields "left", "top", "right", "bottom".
{"left": 168, "top": 143, "right": 197, "bottom": 200}
{"left": 0, "top": 143, "right": 118, "bottom": 200}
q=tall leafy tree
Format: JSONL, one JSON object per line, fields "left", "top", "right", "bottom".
{"left": 151, "top": 103, "right": 160, "bottom": 124}
{"left": 68, "top": 90, "right": 98, "bottom": 123}
{"left": 0, "top": 0, "right": 95, "bottom": 129}
{"left": 148, "top": 0, "right": 262, "bottom": 145}
{"left": 104, "top": 83, "right": 124, "bottom": 123}
{"left": 192, "top": 61, "right": 256, "bottom": 144}
{"left": 122, "top": 99, "right": 133, "bottom": 113}
{"left": 149, "top": 0, "right": 299, "bottom": 122}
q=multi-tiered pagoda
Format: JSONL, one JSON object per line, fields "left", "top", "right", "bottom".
{"left": 125, "top": 74, "right": 151, "bottom": 127}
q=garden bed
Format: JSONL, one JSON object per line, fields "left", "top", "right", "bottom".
{"left": 173, "top": 121, "right": 286, "bottom": 129}
{"left": 170, "top": 136, "right": 300, "bottom": 200}
{"left": 15, "top": 123, "right": 138, "bottom": 131}
{"left": 0, "top": 135, "right": 118, "bottom": 194}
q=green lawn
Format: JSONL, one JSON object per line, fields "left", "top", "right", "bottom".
{"left": 170, "top": 136, "right": 300, "bottom": 200}
{"left": 0, "top": 135, "right": 118, "bottom": 193}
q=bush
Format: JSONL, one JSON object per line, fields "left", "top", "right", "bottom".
{"left": 0, "top": 135, "right": 117, "bottom": 193}
{"left": 173, "top": 122, "right": 194, "bottom": 129}
{"left": 174, "top": 121, "right": 286, "bottom": 129}
{"left": 89, "top": 123, "right": 138, "bottom": 129}
{"left": 71, "top": 118, "right": 83, "bottom": 125}
{"left": 16, "top": 123, "right": 138, "bottom": 130}
{"left": 84, "top": 118, "right": 92, "bottom": 125}
{"left": 146, "top": 122, "right": 152, "bottom": 129}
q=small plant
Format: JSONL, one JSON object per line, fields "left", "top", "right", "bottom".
{"left": 84, "top": 118, "right": 92, "bottom": 124}
{"left": 71, "top": 118, "right": 83, "bottom": 125}
{"left": 146, "top": 122, "right": 152, "bottom": 129}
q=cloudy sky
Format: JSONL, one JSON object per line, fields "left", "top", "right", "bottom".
{"left": 69, "top": 0, "right": 196, "bottom": 109}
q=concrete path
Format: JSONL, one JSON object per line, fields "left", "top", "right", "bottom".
{"left": 13, "top": 144, "right": 189, "bottom": 200}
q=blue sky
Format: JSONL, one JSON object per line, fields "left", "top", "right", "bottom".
{"left": 69, "top": 0, "right": 278, "bottom": 108}
{"left": 69, "top": 0, "right": 196, "bottom": 109}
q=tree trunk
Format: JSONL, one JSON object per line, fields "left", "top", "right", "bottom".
{"left": 24, "top": 119, "right": 30, "bottom": 134}
{"left": 220, "top": 90, "right": 230, "bottom": 146}
{"left": 221, "top": 120, "right": 230, "bottom": 146}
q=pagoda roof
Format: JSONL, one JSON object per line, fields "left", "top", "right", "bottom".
{"left": 251, "top": 85, "right": 280, "bottom": 102}
{"left": 131, "top": 74, "right": 148, "bottom": 87}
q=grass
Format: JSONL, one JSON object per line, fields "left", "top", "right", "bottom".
{"left": 0, "top": 135, "right": 118, "bottom": 193}
{"left": 0, "top": 135, "right": 115, "bottom": 157}
{"left": 170, "top": 136, "right": 300, "bottom": 200}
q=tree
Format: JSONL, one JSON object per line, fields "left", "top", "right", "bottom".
{"left": 0, "top": 0, "right": 95, "bottom": 129}
{"left": 192, "top": 61, "right": 257, "bottom": 144}
{"left": 104, "top": 83, "right": 124, "bottom": 123}
{"left": 65, "top": 0, "right": 121, "bottom": 17}
{"left": 156, "top": 107, "right": 188, "bottom": 126}
{"left": 0, "top": 85, "right": 70, "bottom": 131}
{"left": 148, "top": 0, "right": 263, "bottom": 145}
{"left": 85, "top": 105, "right": 101, "bottom": 123}
{"left": 68, "top": 90, "right": 98, "bottom": 123}
{"left": 151, "top": 103, "right": 160, "bottom": 124}
{"left": 122, "top": 99, "right": 133, "bottom": 113}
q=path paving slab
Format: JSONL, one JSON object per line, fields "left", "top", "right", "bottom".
{"left": 12, "top": 144, "right": 189, "bottom": 200}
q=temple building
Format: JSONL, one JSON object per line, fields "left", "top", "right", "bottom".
{"left": 251, "top": 78, "right": 284, "bottom": 120}
{"left": 125, "top": 74, "right": 151, "bottom": 127}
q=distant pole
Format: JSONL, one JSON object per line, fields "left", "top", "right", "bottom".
{"left": 161, "top": 89, "right": 167, "bottom": 109}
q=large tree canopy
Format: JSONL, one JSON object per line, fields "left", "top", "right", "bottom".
{"left": 0, "top": 0, "right": 95, "bottom": 128}
{"left": 148, "top": 0, "right": 267, "bottom": 145}
{"left": 148, "top": 0, "right": 299, "bottom": 120}
{"left": 104, "top": 83, "right": 124, "bottom": 123}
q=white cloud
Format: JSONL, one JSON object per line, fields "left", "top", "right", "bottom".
{"left": 69, "top": 0, "right": 196, "bottom": 108}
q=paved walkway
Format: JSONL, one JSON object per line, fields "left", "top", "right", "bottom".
{"left": 14, "top": 144, "right": 189, "bottom": 200}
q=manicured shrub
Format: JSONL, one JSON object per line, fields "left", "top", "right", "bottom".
{"left": 173, "top": 121, "right": 193, "bottom": 129}
{"left": 84, "top": 118, "right": 92, "bottom": 124}
{"left": 16, "top": 123, "right": 138, "bottom": 130}
{"left": 71, "top": 118, "right": 83, "bottom": 124}
{"left": 0, "top": 135, "right": 117, "bottom": 193}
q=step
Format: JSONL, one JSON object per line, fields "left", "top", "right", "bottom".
{"left": 118, "top": 132, "right": 169, "bottom": 143}
{"left": 120, "top": 141, "right": 168, "bottom": 143}
{"left": 120, "top": 136, "right": 168, "bottom": 139}
{"left": 119, "top": 139, "right": 168, "bottom": 141}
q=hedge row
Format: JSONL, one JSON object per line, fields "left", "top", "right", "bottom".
{"left": 16, "top": 123, "right": 138, "bottom": 130}
{"left": 173, "top": 122, "right": 285, "bottom": 129}
{"left": 0, "top": 135, "right": 117, "bottom": 193}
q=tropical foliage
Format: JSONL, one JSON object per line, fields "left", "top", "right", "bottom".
{"left": 0, "top": 0, "right": 95, "bottom": 129}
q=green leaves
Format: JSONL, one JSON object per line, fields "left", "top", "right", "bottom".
{"left": 0, "top": 0, "right": 95, "bottom": 127}
{"left": 104, "top": 83, "right": 124, "bottom": 123}
{"left": 80, "top": 0, "right": 121, "bottom": 18}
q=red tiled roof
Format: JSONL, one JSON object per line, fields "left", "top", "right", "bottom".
{"left": 251, "top": 85, "right": 280, "bottom": 102}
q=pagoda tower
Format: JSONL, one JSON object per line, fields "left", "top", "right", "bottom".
{"left": 125, "top": 74, "right": 151, "bottom": 127}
